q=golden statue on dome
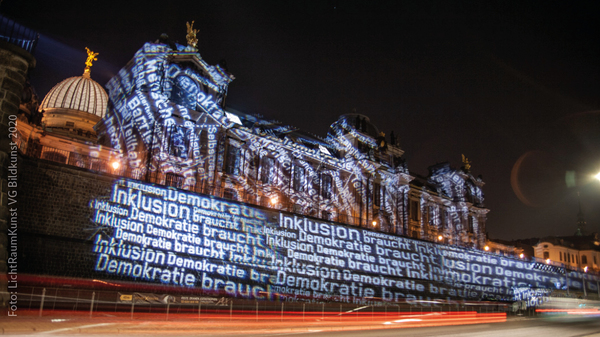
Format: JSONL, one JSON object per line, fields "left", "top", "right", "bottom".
{"left": 186, "top": 21, "right": 199, "bottom": 49}
{"left": 83, "top": 47, "right": 99, "bottom": 77}
{"left": 462, "top": 154, "right": 472, "bottom": 171}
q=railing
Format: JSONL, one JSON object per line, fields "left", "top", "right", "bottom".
{"left": 0, "top": 14, "right": 39, "bottom": 54}
{"left": 19, "top": 285, "right": 513, "bottom": 319}
{"left": 39, "top": 146, "right": 114, "bottom": 174}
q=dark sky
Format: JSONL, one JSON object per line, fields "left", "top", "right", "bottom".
{"left": 4, "top": 0, "right": 600, "bottom": 240}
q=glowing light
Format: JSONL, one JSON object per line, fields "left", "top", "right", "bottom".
{"left": 484, "top": 246, "right": 490, "bottom": 251}
{"left": 546, "top": 259, "right": 550, "bottom": 264}
{"left": 595, "top": 172, "right": 600, "bottom": 181}
{"left": 319, "top": 145, "right": 331, "bottom": 156}
{"left": 372, "top": 221, "right": 377, "bottom": 227}
{"left": 270, "top": 196, "right": 278, "bottom": 205}
{"left": 519, "top": 253, "right": 524, "bottom": 259}
{"left": 437, "top": 235, "right": 443, "bottom": 241}
{"left": 111, "top": 161, "right": 120, "bottom": 170}
{"left": 584, "top": 266, "right": 588, "bottom": 272}
{"left": 225, "top": 111, "right": 243, "bottom": 125}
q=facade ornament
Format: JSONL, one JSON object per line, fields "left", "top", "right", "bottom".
{"left": 462, "top": 154, "right": 471, "bottom": 171}
{"left": 83, "top": 47, "right": 99, "bottom": 77}
{"left": 186, "top": 21, "right": 199, "bottom": 49}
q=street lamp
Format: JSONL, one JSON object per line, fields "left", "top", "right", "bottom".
{"left": 595, "top": 172, "right": 600, "bottom": 182}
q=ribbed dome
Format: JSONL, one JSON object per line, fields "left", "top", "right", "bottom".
{"left": 40, "top": 74, "right": 108, "bottom": 118}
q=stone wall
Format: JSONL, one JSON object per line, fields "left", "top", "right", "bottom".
{"left": 19, "top": 156, "right": 116, "bottom": 278}
{"left": 0, "top": 41, "right": 36, "bottom": 307}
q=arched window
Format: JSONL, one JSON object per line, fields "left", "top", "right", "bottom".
{"left": 582, "top": 255, "right": 588, "bottom": 264}
{"left": 543, "top": 251, "right": 549, "bottom": 259}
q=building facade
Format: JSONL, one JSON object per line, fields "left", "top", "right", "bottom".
{"left": 14, "top": 38, "right": 489, "bottom": 251}
{"left": 534, "top": 235, "right": 600, "bottom": 273}
{"left": 93, "top": 40, "right": 488, "bottom": 249}
{"left": 11, "top": 31, "right": 600, "bottom": 305}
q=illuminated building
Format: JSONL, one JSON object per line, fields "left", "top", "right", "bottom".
{"left": 10, "top": 28, "right": 600, "bottom": 306}
{"left": 13, "top": 47, "right": 120, "bottom": 172}
{"left": 15, "top": 37, "right": 489, "bottom": 250}
{"left": 92, "top": 36, "right": 488, "bottom": 249}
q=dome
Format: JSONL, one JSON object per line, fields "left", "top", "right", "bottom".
{"left": 39, "top": 73, "right": 108, "bottom": 118}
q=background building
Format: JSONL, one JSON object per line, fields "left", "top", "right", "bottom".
{"left": 534, "top": 235, "right": 600, "bottom": 273}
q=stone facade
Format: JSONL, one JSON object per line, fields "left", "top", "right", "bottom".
{"left": 93, "top": 41, "right": 488, "bottom": 251}
{"left": 0, "top": 40, "right": 36, "bottom": 307}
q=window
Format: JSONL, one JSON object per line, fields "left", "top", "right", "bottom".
{"left": 223, "top": 188, "right": 236, "bottom": 200}
{"left": 171, "top": 74, "right": 199, "bottom": 110}
{"left": 293, "top": 166, "right": 305, "bottom": 192}
{"left": 373, "top": 183, "right": 381, "bottom": 207}
{"left": 225, "top": 145, "right": 241, "bottom": 175}
{"left": 582, "top": 255, "right": 587, "bottom": 264}
{"left": 559, "top": 252, "right": 562, "bottom": 261}
{"left": 594, "top": 256, "right": 597, "bottom": 264}
{"left": 440, "top": 209, "right": 447, "bottom": 228}
{"left": 260, "top": 157, "right": 275, "bottom": 184}
{"left": 200, "top": 131, "right": 209, "bottom": 157}
{"left": 321, "top": 174, "right": 332, "bottom": 199}
{"left": 168, "top": 126, "right": 189, "bottom": 159}
{"left": 468, "top": 215, "right": 474, "bottom": 233}
{"left": 353, "top": 181, "right": 363, "bottom": 226}
{"left": 66, "top": 121, "right": 74, "bottom": 127}
{"left": 543, "top": 251, "right": 549, "bottom": 259}
{"left": 165, "top": 173, "right": 184, "bottom": 189}
{"left": 409, "top": 200, "right": 419, "bottom": 221}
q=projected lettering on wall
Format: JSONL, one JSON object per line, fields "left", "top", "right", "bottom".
{"left": 103, "top": 42, "right": 235, "bottom": 180}
{"left": 90, "top": 179, "right": 599, "bottom": 305}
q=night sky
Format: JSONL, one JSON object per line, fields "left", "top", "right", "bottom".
{"left": 4, "top": 1, "right": 600, "bottom": 241}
